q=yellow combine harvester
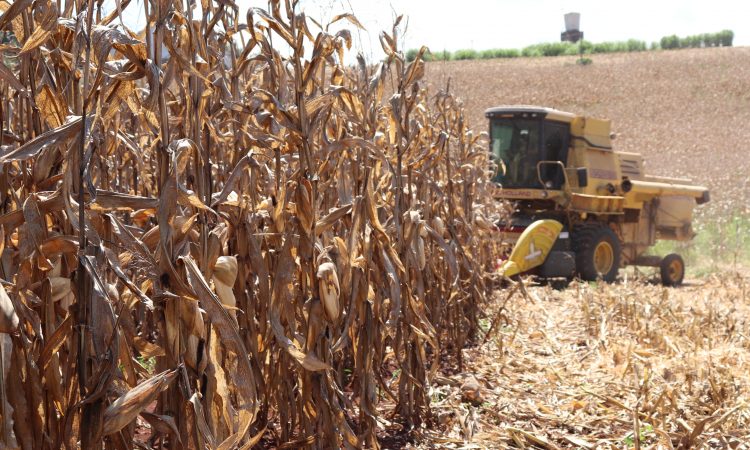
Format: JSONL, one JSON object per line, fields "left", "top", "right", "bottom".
{"left": 489, "top": 106, "right": 709, "bottom": 285}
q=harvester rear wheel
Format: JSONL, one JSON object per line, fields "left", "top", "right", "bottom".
{"left": 573, "top": 225, "right": 621, "bottom": 282}
{"left": 660, "top": 253, "right": 685, "bottom": 286}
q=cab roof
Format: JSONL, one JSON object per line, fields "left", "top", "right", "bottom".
{"left": 485, "top": 105, "right": 577, "bottom": 123}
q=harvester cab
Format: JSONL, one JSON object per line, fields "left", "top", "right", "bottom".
{"left": 489, "top": 106, "right": 709, "bottom": 285}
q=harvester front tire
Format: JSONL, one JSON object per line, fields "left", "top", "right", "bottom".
{"left": 573, "top": 225, "right": 621, "bottom": 282}
{"left": 660, "top": 253, "right": 685, "bottom": 286}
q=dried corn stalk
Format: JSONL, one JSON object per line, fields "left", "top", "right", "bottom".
{"left": 0, "top": 0, "right": 500, "bottom": 447}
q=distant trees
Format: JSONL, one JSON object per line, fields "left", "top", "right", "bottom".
{"left": 659, "top": 30, "right": 734, "bottom": 50}
{"left": 453, "top": 49, "right": 479, "bottom": 60}
{"left": 405, "top": 30, "right": 734, "bottom": 62}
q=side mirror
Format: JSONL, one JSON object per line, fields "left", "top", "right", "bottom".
{"left": 576, "top": 168, "right": 588, "bottom": 187}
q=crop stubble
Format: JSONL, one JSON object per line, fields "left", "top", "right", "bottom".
{"left": 420, "top": 273, "right": 750, "bottom": 448}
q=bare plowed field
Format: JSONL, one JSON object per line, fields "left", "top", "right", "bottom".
{"left": 425, "top": 48, "right": 750, "bottom": 215}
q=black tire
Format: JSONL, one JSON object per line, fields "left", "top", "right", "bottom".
{"left": 572, "top": 225, "right": 622, "bottom": 282}
{"left": 548, "top": 278, "right": 571, "bottom": 290}
{"left": 660, "top": 253, "right": 685, "bottom": 286}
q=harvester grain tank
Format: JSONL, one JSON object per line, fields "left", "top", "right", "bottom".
{"left": 489, "top": 106, "right": 709, "bottom": 285}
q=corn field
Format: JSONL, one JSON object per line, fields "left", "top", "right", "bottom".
{"left": 0, "top": 0, "right": 501, "bottom": 448}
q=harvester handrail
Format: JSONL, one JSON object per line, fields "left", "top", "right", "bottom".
{"left": 536, "top": 160, "right": 570, "bottom": 195}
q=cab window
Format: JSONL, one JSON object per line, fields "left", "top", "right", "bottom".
{"left": 540, "top": 121, "right": 570, "bottom": 189}
{"left": 490, "top": 119, "right": 541, "bottom": 188}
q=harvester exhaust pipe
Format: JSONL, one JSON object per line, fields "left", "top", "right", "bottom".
{"left": 621, "top": 179, "right": 710, "bottom": 204}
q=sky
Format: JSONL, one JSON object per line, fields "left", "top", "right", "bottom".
{"left": 113, "top": 0, "right": 748, "bottom": 61}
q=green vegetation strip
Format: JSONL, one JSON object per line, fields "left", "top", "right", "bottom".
{"left": 407, "top": 30, "right": 734, "bottom": 62}
{"left": 651, "top": 212, "right": 750, "bottom": 277}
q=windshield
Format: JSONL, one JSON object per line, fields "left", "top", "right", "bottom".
{"left": 490, "top": 118, "right": 569, "bottom": 189}
{"left": 490, "top": 119, "right": 541, "bottom": 188}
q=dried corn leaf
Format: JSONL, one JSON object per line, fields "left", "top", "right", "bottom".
{"left": 102, "top": 367, "right": 179, "bottom": 436}
{"left": 0, "top": 116, "right": 83, "bottom": 162}
{"left": 0, "top": 282, "right": 18, "bottom": 333}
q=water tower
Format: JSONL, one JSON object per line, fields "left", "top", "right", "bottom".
{"left": 561, "top": 12, "right": 585, "bottom": 60}
{"left": 561, "top": 12, "right": 583, "bottom": 43}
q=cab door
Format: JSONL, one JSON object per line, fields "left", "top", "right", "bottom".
{"left": 540, "top": 121, "right": 570, "bottom": 189}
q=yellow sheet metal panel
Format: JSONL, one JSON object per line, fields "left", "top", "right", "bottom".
{"left": 585, "top": 149, "right": 619, "bottom": 182}
{"left": 655, "top": 195, "right": 695, "bottom": 228}
{"left": 545, "top": 109, "right": 576, "bottom": 123}
{"left": 570, "top": 193, "right": 625, "bottom": 213}
{"left": 498, "top": 220, "right": 563, "bottom": 277}
{"left": 571, "top": 116, "right": 613, "bottom": 149}
{"left": 584, "top": 118, "right": 611, "bottom": 144}
{"left": 495, "top": 188, "right": 565, "bottom": 201}
{"left": 617, "top": 152, "right": 645, "bottom": 180}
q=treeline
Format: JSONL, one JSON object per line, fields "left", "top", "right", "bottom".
{"left": 660, "top": 30, "right": 734, "bottom": 49}
{"left": 407, "top": 30, "right": 734, "bottom": 62}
